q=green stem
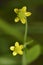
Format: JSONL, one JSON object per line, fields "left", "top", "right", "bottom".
{"left": 24, "top": 19, "right": 28, "bottom": 43}
{"left": 22, "top": 19, "right": 28, "bottom": 65}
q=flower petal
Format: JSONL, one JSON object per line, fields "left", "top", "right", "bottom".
{"left": 21, "top": 18, "right": 26, "bottom": 24}
{"left": 21, "top": 6, "right": 27, "bottom": 12}
{"left": 18, "top": 50, "right": 23, "bottom": 55}
{"left": 15, "top": 42, "right": 19, "bottom": 47}
{"left": 10, "top": 46, "right": 14, "bottom": 51}
{"left": 14, "top": 8, "right": 19, "bottom": 13}
{"left": 20, "top": 45, "right": 24, "bottom": 49}
{"left": 14, "top": 17, "right": 19, "bottom": 22}
{"left": 12, "top": 51, "right": 17, "bottom": 56}
{"left": 25, "top": 12, "right": 32, "bottom": 16}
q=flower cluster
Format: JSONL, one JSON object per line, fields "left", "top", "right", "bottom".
{"left": 10, "top": 6, "right": 32, "bottom": 56}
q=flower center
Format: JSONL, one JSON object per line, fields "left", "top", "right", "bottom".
{"left": 15, "top": 46, "right": 20, "bottom": 53}
{"left": 18, "top": 10, "right": 26, "bottom": 19}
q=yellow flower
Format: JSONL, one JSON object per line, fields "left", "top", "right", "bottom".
{"left": 14, "top": 6, "right": 32, "bottom": 24}
{"left": 10, "top": 42, "right": 24, "bottom": 56}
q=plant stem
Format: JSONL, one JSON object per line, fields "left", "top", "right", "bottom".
{"left": 22, "top": 19, "right": 28, "bottom": 65}
{"left": 24, "top": 19, "right": 28, "bottom": 43}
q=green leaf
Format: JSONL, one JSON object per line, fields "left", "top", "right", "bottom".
{"left": 0, "top": 19, "right": 24, "bottom": 42}
{"left": 26, "top": 44, "right": 41, "bottom": 64}
{"left": 0, "top": 56, "right": 22, "bottom": 65}
{"left": 41, "top": 45, "right": 43, "bottom": 55}
{"left": 0, "top": 56, "right": 15, "bottom": 65}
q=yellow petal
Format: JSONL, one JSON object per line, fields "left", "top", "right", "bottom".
{"left": 10, "top": 46, "right": 14, "bottom": 51}
{"left": 14, "top": 17, "right": 19, "bottom": 22}
{"left": 15, "top": 42, "right": 19, "bottom": 47}
{"left": 14, "top": 8, "right": 19, "bottom": 13}
{"left": 18, "top": 50, "right": 23, "bottom": 55}
{"left": 12, "top": 51, "right": 17, "bottom": 56}
{"left": 20, "top": 45, "right": 24, "bottom": 49}
{"left": 21, "top": 18, "right": 26, "bottom": 24}
{"left": 25, "top": 12, "right": 32, "bottom": 16}
{"left": 21, "top": 6, "right": 27, "bottom": 12}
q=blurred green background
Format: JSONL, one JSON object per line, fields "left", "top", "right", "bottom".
{"left": 0, "top": 0, "right": 43, "bottom": 65}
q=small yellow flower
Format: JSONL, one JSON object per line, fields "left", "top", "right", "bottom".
{"left": 10, "top": 42, "right": 24, "bottom": 56}
{"left": 14, "top": 6, "right": 32, "bottom": 24}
